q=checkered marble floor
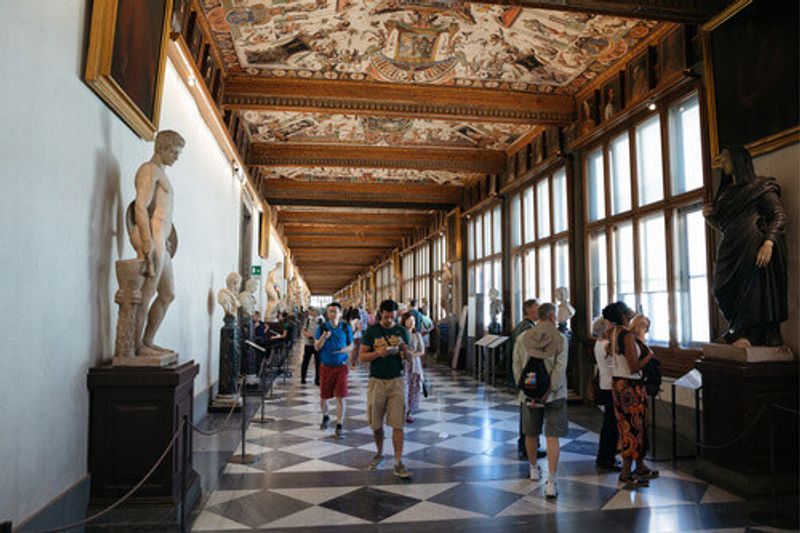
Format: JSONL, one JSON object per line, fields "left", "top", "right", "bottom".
{"left": 191, "top": 350, "right": 756, "bottom": 532}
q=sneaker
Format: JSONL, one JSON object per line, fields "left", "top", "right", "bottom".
{"left": 405, "top": 415, "right": 415, "bottom": 424}
{"left": 529, "top": 463, "right": 541, "bottom": 481}
{"left": 320, "top": 415, "right": 330, "bottom": 430}
{"left": 334, "top": 423, "right": 344, "bottom": 439}
{"left": 545, "top": 478, "right": 558, "bottom": 498}
{"left": 596, "top": 461, "right": 623, "bottom": 472}
{"left": 536, "top": 449, "right": 547, "bottom": 459}
{"left": 393, "top": 461, "right": 412, "bottom": 479}
{"left": 368, "top": 454, "right": 385, "bottom": 470}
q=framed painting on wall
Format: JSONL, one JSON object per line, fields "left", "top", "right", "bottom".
{"left": 85, "top": 0, "right": 174, "bottom": 141}
{"left": 544, "top": 126, "right": 561, "bottom": 158}
{"left": 659, "top": 25, "right": 690, "bottom": 84}
{"left": 601, "top": 72, "right": 623, "bottom": 122}
{"left": 578, "top": 91, "right": 599, "bottom": 136}
{"left": 702, "top": 0, "right": 799, "bottom": 161}
{"left": 626, "top": 48, "right": 654, "bottom": 106}
{"left": 258, "top": 209, "right": 271, "bottom": 259}
{"left": 446, "top": 208, "right": 461, "bottom": 263}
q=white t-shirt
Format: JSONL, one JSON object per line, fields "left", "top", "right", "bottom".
{"left": 593, "top": 339, "right": 613, "bottom": 390}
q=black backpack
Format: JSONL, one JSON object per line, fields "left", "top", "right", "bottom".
{"left": 518, "top": 357, "right": 551, "bottom": 403}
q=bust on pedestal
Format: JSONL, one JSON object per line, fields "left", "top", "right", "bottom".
{"left": 488, "top": 288, "right": 503, "bottom": 335}
{"left": 211, "top": 272, "right": 242, "bottom": 411}
{"left": 239, "top": 278, "right": 259, "bottom": 380}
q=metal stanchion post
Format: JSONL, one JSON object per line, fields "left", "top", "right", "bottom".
{"left": 651, "top": 394, "right": 657, "bottom": 460}
{"left": 180, "top": 416, "right": 189, "bottom": 533}
{"left": 671, "top": 383, "right": 677, "bottom": 464}
{"left": 228, "top": 378, "right": 260, "bottom": 465}
{"left": 695, "top": 388, "right": 701, "bottom": 457}
{"left": 768, "top": 408, "right": 777, "bottom": 522}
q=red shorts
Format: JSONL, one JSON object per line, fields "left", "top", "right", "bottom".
{"left": 320, "top": 364, "right": 349, "bottom": 400}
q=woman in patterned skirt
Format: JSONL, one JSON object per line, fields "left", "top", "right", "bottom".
{"left": 602, "top": 302, "right": 659, "bottom": 489}
{"left": 401, "top": 312, "right": 425, "bottom": 423}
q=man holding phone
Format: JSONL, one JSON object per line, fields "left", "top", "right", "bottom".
{"left": 359, "top": 299, "right": 412, "bottom": 479}
{"left": 315, "top": 302, "right": 353, "bottom": 439}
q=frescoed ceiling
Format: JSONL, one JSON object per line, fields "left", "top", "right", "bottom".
{"left": 261, "top": 166, "right": 480, "bottom": 185}
{"left": 242, "top": 111, "right": 532, "bottom": 150}
{"left": 201, "top": 0, "right": 658, "bottom": 94}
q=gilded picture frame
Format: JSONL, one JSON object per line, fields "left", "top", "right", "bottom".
{"left": 701, "top": 0, "right": 799, "bottom": 163}
{"left": 85, "top": 0, "right": 174, "bottom": 141}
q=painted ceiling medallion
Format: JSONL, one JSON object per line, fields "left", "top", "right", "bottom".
{"left": 201, "top": 0, "right": 658, "bottom": 93}
{"left": 263, "top": 166, "right": 480, "bottom": 185}
{"left": 242, "top": 111, "right": 531, "bottom": 150}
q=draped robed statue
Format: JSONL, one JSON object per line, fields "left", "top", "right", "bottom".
{"left": 703, "top": 145, "right": 788, "bottom": 347}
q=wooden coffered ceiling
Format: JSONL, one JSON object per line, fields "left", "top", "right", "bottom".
{"left": 194, "top": 0, "right": 728, "bottom": 293}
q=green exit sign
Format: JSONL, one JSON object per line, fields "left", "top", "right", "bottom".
{"left": 251, "top": 265, "right": 262, "bottom": 276}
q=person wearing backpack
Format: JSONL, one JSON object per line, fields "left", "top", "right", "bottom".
{"left": 315, "top": 302, "right": 354, "bottom": 440}
{"left": 513, "top": 303, "right": 568, "bottom": 499}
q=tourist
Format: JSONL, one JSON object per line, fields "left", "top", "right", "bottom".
{"left": 315, "top": 302, "right": 353, "bottom": 439}
{"left": 400, "top": 311, "right": 425, "bottom": 423}
{"left": 349, "top": 307, "right": 363, "bottom": 368}
{"left": 592, "top": 316, "right": 620, "bottom": 472}
{"left": 359, "top": 299, "right": 412, "bottom": 479}
{"left": 300, "top": 308, "right": 321, "bottom": 386}
{"left": 514, "top": 303, "right": 569, "bottom": 498}
{"left": 603, "top": 302, "right": 659, "bottom": 488}
{"left": 511, "top": 299, "right": 543, "bottom": 461}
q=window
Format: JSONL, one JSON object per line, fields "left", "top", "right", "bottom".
{"left": 589, "top": 231, "right": 608, "bottom": 320}
{"left": 510, "top": 165, "right": 570, "bottom": 310}
{"left": 639, "top": 213, "right": 669, "bottom": 343}
{"left": 609, "top": 132, "right": 631, "bottom": 214}
{"left": 612, "top": 221, "right": 635, "bottom": 309}
{"left": 669, "top": 94, "right": 703, "bottom": 195}
{"left": 674, "top": 205, "right": 710, "bottom": 344}
{"left": 511, "top": 193, "right": 521, "bottom": 247}
{"left": 584, "top": 89, "right": 709, "bottom": 348}
{"left": 635, "top": 115, "right": 664, "bottom": 206}
{"left": 536, "top": 179, "right": 550, "bottom": 239}
{"left": 467, "top": 203, "right": 503, "bottom": 334}
{"left": 493, "top": 205, "right": 502, "bottom": 254}
{"left": 587, "top": 148, "right": 605, "bottom": 222}
{"left": 552, "top": 168, "right": 568, "bottom": 233}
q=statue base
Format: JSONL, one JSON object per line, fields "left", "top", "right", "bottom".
{"left": 87, "top": 361, "right": 200, "bottom": 509}
{"left": 112, "top": 352, "right": 178, "bottom": 367}
{"left": 702, "top": 343, "right": 795, "bottom": 363}
{"left": 209, "top": 393, "right": 243, "bottom": 413}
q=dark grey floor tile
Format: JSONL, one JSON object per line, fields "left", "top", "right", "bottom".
{"left": 207, "top": 488, "right": 311, "bottom": 527}
{"left": 322, "top": 486, "right": 420, "bottom": 523}
{"left": 429, "top": 483, "right": 522, "bottom": 516}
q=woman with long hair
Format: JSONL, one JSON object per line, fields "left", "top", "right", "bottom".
{"left": 602, "top": 302, "right": 659, "bottom": 489}
{"left": 400, "top": 311, "right": 425, "bottom": 423}
{"left": 592, "top": 316, "right": 619, "bottom": 472}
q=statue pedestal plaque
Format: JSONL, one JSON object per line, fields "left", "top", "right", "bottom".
{"left": 702, "top": 342, "right": 795, "bottom": 363}
{"left": 696, "top": 356, "right": 798, "bottom": 494}
{"left": 87, "top": 361, "right": 200, "bottom": 517}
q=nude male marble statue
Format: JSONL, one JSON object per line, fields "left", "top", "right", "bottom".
{"left": 127, "top": 130, "right": 185, "bottom": 356}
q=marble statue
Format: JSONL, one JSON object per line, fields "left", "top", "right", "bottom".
{"left": 113, "top": 130, "right": 185, "bottom": 366}
{"left": 218, "top": 272, "right": 242, "bottom": 317}
{"left": 704, "top": 145, "right": 788, "bottom": 346}
{"left": 239, "top": 278, "right": 258, "bottom": 317}
{"left": 555, "top": 286, "right": 576, "bottom": 335}
{"left": 264, "top": 262, "right": 283, "bottom": 320}
{"left": 435, "top": 261, "right": 454, "bottom": 319}
{"left": 488, "top": 287, "right": 503, "bottom": 334}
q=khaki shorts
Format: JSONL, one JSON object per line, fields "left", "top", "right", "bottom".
{"left": 367, "top": 377, "right": 405, "bottom": 430}
{"left": 522, "top": 398, "right": 568, "bottom": 438}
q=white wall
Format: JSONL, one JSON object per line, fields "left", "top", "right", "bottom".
{"left": 0, "top": 0, "right": 245, "bottom": 524}
{"left": 753, "top": 142, "right": 800, "bottom": 354}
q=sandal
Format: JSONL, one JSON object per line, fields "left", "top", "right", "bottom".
{"left": 635, "top": 467, "right": 660, "bottom": 480}
{"left": 618, "top": 473, "right": 649, "bottom": 489}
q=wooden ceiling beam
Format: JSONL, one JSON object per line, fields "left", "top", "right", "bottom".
{"left": 224, "top": 77, "right": 575, "bottom": 125}
{"left": 287, "top": 235, "right": 400, "bottom": 248}
{"left": 468, "top": 0, "right": 727, "bottom": 23}
{"left": 283, "top": 225, "right": 412, "bottom": 238}
{"left": 249, "top": 143, "right": 504, "bottom": 173}
{"left": 261, "top": 180, "right": 463, "bottom": 210}
{"left": 278, "top": 211, "right": 432, "bottom": 226}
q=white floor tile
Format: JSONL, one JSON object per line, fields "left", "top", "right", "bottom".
{"left": 192, "top": 510, "right": 251, "bottom": 530}
{"left": 380, "top": 501, "right": 486, "bottom": 523}
{"left": 268, "top": 486, "right": 362, "bottom": 505}
{"left": 259, "top": 506, "right": 370, "bottom": 529}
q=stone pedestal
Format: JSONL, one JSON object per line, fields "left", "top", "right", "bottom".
{"left": 210, "top": 315, "right": 242, "bottom": 412}
{"left": 87, "top": 362, "right": 200, "bottom": 509}
{"left": 240, "top": 316, "right": 256, "bottom": 377}
{"left": 702, "top": 342, "right": 795, "bottom": 363}
{"left": 696, "top": 355, "right": 798, "bottom": 494}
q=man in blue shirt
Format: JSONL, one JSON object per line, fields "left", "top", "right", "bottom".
{"left": 315, "top": 302, "right": 353, "bottom": 439}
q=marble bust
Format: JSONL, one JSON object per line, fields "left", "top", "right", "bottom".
{"left": 555, "top": 286, "right": 576, "bottom": 324}
{"left": 264, "top": 262, "right": 282, "bottom": 319}
{"left": 239, "top": 278, "right": 258, "bottom": 317}
{"left": 218, "top": 272, "right": 242, "bottom": 317}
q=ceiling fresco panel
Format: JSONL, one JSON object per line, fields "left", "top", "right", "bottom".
{"left": 242, "top": 110, "right": 533, "bottom": 149}
{"left": 201, "top": 0, "right": 659, "bottom": 94}
{"left": 262, "top": 166, "right": 481, "bottom": 185}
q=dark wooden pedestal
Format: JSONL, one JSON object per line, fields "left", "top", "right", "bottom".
{"left": 696, "top": 358, "right": 799, "bottom": 494}
{"left": 88, "top": 361, "right": 200, "bottom": 510}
